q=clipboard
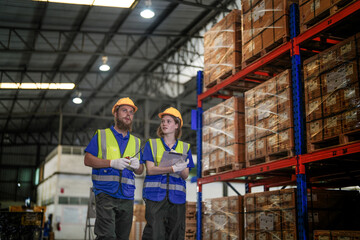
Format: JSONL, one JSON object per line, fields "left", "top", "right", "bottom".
{"left": 159, "top": 151, "right": 187, "bottom": 167}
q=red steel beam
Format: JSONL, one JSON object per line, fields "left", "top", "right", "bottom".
{"left": 312, "top": 37, "right": 341, "bottom": 44}
{"left": 198, "top": 156, "right": 296, "bottom": 185}
{"left": 300, "top": 142, "right": 360, "bottom": 164}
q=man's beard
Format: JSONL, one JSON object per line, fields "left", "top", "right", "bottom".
{"left": 115, "top": 117, "right": 132, "bottom": 132}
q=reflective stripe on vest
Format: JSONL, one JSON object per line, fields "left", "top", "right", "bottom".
{"left": 143, "top": 181, "right": 186, "bottom": 192}
{"left": 92, "top": 175, "right": 135, "bottom": 185}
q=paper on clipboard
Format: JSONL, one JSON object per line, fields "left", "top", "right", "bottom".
{"left": 159, "top": 151, "right": 187, "bottom": 167}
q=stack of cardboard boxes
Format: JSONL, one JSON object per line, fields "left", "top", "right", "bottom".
{"left": 203, "top": 196, "right": 244, "bottom": 240}
{"left": 245, "top": 69, "right": 294, "bottom": 166}
{"left": 203, "top": 10, "right": 242, "bottom": 89}
{"left": 202, "top": 97, "right": 245, "bottom": 176}
{"left": 241, "top": 0, "right": 296, "bottom": 66}
{"left": 304, "top": 33, "right": 360, "bottom": 152}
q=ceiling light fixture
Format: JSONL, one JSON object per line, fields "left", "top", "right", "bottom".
{"left": 33, "top": 0, "right": 136, "bottom": 8}
{"left": 99, "top": 56, "right": 110, "bottom": 72}
{"left": 72, "top": 91, "right": 83, "bottom": 104}
{"left": 140, "top": 0, "right": 155, "bottom": 19}
{"left": 0, "top": 83, "right": 75, "bottom": 90}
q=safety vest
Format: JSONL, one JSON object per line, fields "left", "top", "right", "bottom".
{"left": 143, "top": 138, "right": 190, "bottom": 204}
{"left": 92, "top": 128, "right": 141, "bottom": 199}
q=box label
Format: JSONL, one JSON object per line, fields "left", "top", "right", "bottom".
{"left": 309, "top": 100, "right": 319, "bottom": 114}
{"left": 310, "top": 121, "right": 320, "bottom": 135}
{"left": 257, "top": 139, "right": 265, "bottom": 149}
{"left": 326, "top": 116, "right": 338, "bottom": 128}
{"left": 308, "top": 79, "right": 318, "bottom": 92}
{"left": 279, "top": 131, "right": 289, "bottom": 141}
{"left": 344, "top": 87, "right": 356, "bottom": 100}
{"left": 346, "top": 110, "right": 357, "bottom": 123}
{"left": 259, "top": 213, "right": 274, "bottom": 230}
{"left": 340, "top": 42, "right": 352, "bottom": 56}
{"left": 325, "top": 94, "right": 337, "bottom": 106}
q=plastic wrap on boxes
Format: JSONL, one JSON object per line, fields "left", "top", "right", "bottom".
{"left": 244, "top": 189, "right": 360, "bottom": 240}
{"left": 245, "top": 69, "right": 294, "bottom": 167}
{"left": 303, "top": 33, "right": 360, "bottom": 153}
{"left": 202, "top": 97, "right": 245, "bottom": 176}
{"left": 314, "top": 230, "right": 360, "bottom": 240}
{"left": 203, "top": 10, "right": 242, "bottom": 89}
{"left": 202, "top": 196, "right": 244, "bottom": 240}
{"left": 241, "top": 0, "right": 296, "bottom": 64}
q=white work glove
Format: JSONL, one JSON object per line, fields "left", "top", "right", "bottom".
{"left": 110, "top": 158, "right": 130, "bottom": 170}
{"left": 171, "top": 160, "right": 188, "bottom": 173}
{"left": 129, "top": 157, "right": 140, "bottom": 170}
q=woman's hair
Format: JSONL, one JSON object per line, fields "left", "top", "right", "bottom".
{"left": 157, "top": 115, "right": 182, "bottom": 139}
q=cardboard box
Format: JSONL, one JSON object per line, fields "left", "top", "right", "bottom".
{"left": 255, "top": 137, "right": 267, "bottom": 157}
{"left": 342, "top": 108, "right": 360, "bottom": 133}
{"left": 303, "top": 55, "right": 320, "bottom": 80}
{"left": 276, "top": 69, "right": 292, "bottom": 93}
{"left": 277, "top": 88, "right": 292, "bottom": 113}
{"left": 306, "top": 119, "right": 323, "bottom": 143}
{"left": 278, "top": 128, "right": 294, "bottom": 152}
{"left": 304, "top": 76, "right": 321, "bottom": 101}
{"left": 322, "top": 91, "right": 343, "bottom": 117}
{"left": 305, "top": 96, "right": 322, "bottom": 121}
{"left": 278, "top": 107, "right": 294, "bottom": 131}
{"left": 267, "top": 133, "right": 279, "bottom": 154}
{"left": 341, "top": 82, "right": 360, "bottom": 110}
{"left": 319, "top": 44, "right": 338, "bottom": 73}
{"left": 323, "top": 114, "right": 342, "bottom": 139}
{"left": 246, "top": 141, "right": 256, "bottom": 161}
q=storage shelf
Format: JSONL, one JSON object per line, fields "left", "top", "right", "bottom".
{"left": 198, "top": 142, "right": 360, "bottom": 185}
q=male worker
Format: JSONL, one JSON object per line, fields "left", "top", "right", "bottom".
{"left": 84, "top": 97, "right": 143, "bottom": 240}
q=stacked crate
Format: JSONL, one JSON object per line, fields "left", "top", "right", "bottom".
{"left": 129, "top": 205, "right": 146, "bottom": 240}
{"left": 314, "top": 230, "right": 360, "bottom": 240}
{"left": 304, "top": 33, "right": 360, "bottom": 153}
{"left": 245, "top": 69, "right": 294, "bottom": 167}
{"left": 185, "top": 202, "right": 197, "bottom": 240}
{"left": 299, "top": 0, "right": 358, "bottom": 33}
{"left": 202, "top": 97, "right": 245, "bottom": 176}
{"left": 203, "top": 10, "right": 242, "bottom": 89}
{"left": 203, "top": 196, "right": 244, "bottom": 240}
{"left": 244, "top": 189, "right": 360, "bottom": 240}
{"left": 241, "top": 0, "right": 296, "bottom": 66}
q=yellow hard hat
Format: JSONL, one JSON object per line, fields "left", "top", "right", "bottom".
{"left": 112, "top": 97, "right": 138, "bottom": 115}
{"left": 158, "top": 107, "right": 183, "bottom": 127}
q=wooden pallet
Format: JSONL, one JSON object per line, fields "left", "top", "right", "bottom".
{"left": 307, "top": 129, "right": 360, "bottom": 153}
{"left": 267, "top": 149, "right": 295, "bottom": 162}
{"left": 217, "top": 162, "right": 243, "bottom": 174}
{"left": 242, "top": 38, "right": 289, "bottom": 69}
{"left": 246, "top": 149, "right": 295, "bottom": 167}
{"left": 205, "top": 66, "right": 241, "bottom": 90}
{"left": 202, "top": 168, "right": 217, "bottom": 177}
{"left": 300, "top": 0, "right": 357, "bottom": 33}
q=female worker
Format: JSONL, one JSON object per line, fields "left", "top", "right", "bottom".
{"left": 141, "top": 107, "right": 195, "bottom": 240}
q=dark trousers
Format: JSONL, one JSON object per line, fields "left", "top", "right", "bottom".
{"left": 142, "top": 198, "right": 185, "bottom": 240}
{"left": 95, "top": 193, "right": 134, "bottom": 240}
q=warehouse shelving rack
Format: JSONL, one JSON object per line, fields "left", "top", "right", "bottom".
{"left": 196, "top": 1, "right": 360, "bottom": 239}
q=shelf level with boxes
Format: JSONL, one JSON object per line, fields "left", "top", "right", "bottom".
{"left": 196, "top": 1, "right": 360, "bottom": 240}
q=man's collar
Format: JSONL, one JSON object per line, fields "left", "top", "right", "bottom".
{"left": 111, "top": 125, "right": 129, "bottom": 139}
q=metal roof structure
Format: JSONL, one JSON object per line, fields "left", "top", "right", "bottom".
{"left": 0, "top": 0, "right": 238, "bottom": 201}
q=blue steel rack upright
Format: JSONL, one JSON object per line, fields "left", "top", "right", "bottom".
{"left": 196, "top": 70, "right": 203, "bottom": 240}
{"left": 290, "top": 3, "right": 308, "bottom": 240}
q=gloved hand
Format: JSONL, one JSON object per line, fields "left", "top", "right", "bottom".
{"left": 171, "top": 160, "right": 188, "bottom": 173}
{"left": 129, "top": 157, "right": 140, "bottom": 170}
{"left": 110, "top": 158, "right": 130, "bottom": 170}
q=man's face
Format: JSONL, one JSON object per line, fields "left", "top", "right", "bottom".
{"left": 115, "top": 105, "right": 134, "bottom": 131}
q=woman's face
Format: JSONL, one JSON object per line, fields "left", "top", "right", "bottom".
{"left": 161, "top": 115, "right": 178, "bottom": 136}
